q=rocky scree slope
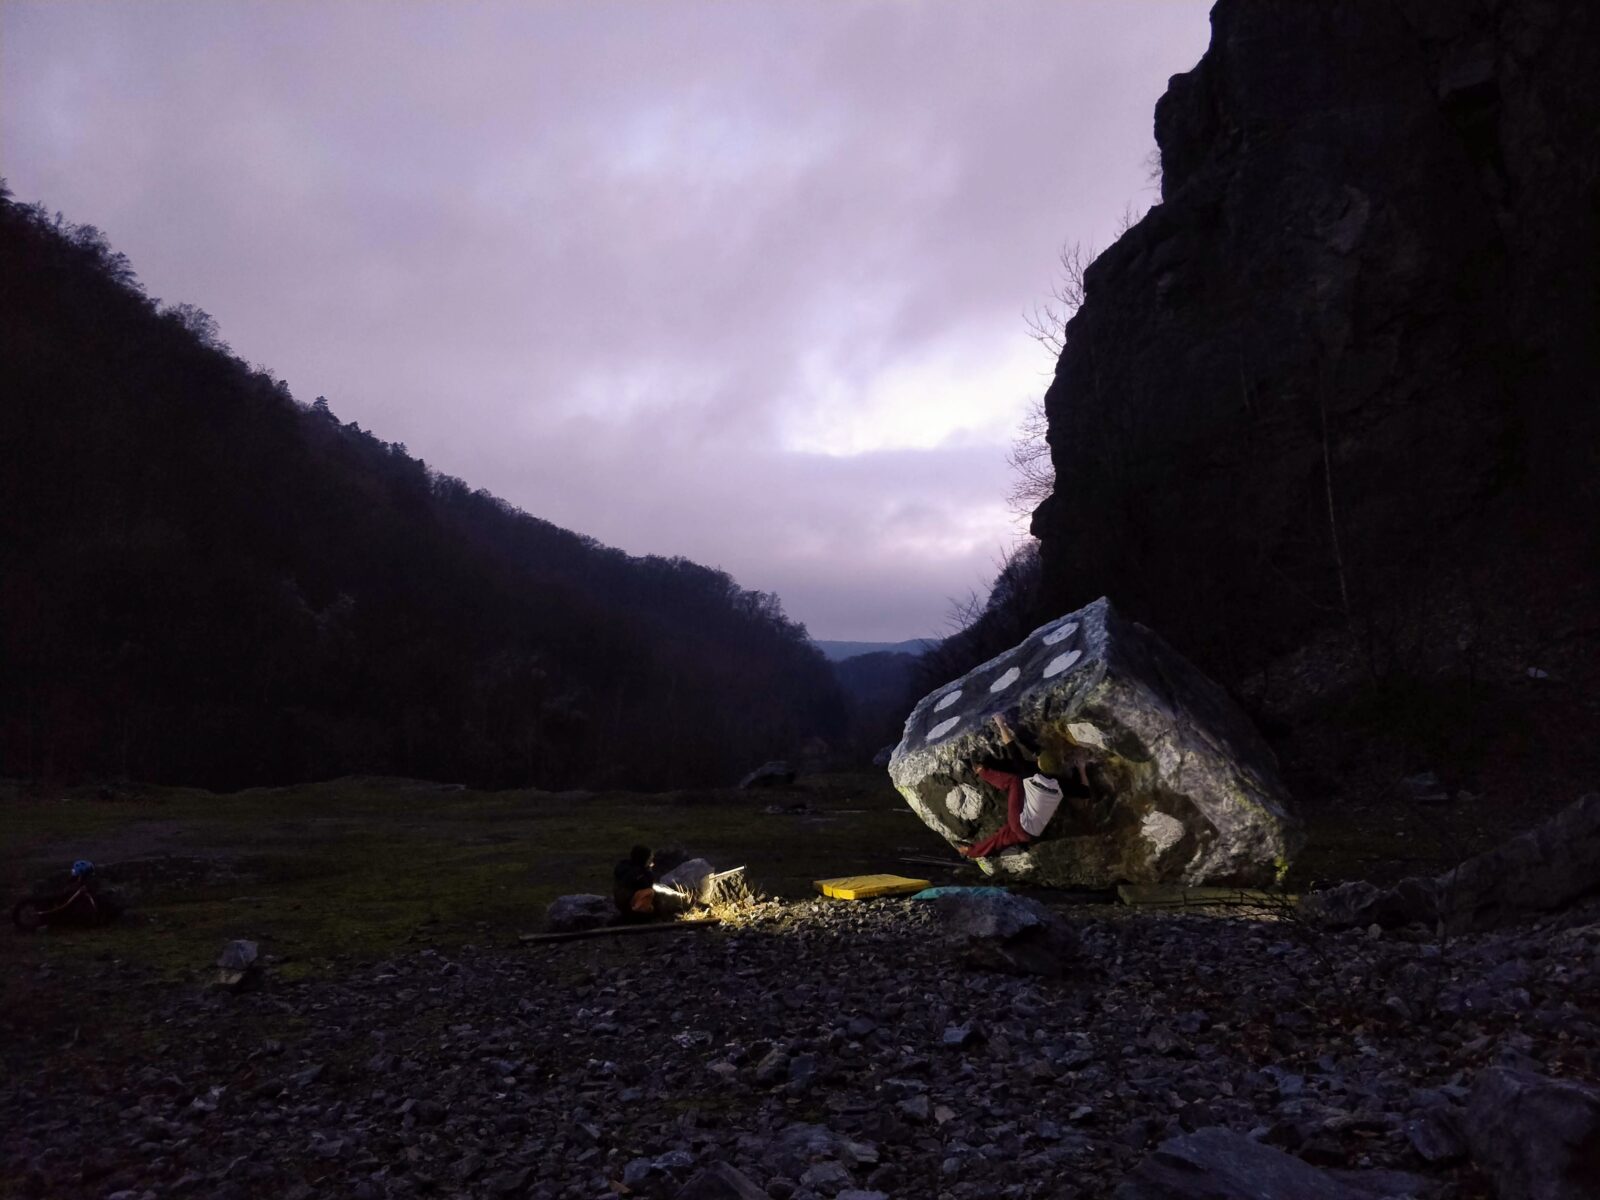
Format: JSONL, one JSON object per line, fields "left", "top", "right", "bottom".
{"left": 5, "top": 896, "right": 1599, "bottom": 1199}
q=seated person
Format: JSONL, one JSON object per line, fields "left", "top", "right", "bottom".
{"left": 961, "top": 715, "right": 1094, "bottom": 859}
{"left": 612, "top": 845, "right": 657, "bottom": 919}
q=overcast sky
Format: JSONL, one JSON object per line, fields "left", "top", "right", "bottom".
{"left": 2, "top": 1, "right": 1212, "bottom": 640}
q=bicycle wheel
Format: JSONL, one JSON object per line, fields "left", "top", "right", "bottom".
{"left": 11, "top": 899, "right": 44, "bottom": 931}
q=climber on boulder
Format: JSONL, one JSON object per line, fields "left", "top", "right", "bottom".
{"left": 960, "top": 714, "right": 1091, "bottom": 860}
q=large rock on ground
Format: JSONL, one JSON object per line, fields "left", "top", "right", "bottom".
{"left": 1115, "top": 1128, "right": 1431, "bottom": 1200}
{"left": 1461, "top": 1067, "right": 1600, "bottom": 1200}
{"left": 888, "top": 598, "right": 1301, "bottom": 888}
{"left": 214, "top": 938, "right": 261, "bottom": 991}
{"left": 738, "top": 761, "right": 796, "bottom": 789}
{"left": 1302, "top": 792, "right": 1600, "bottom": 933}
{"left": 544, "top": 894, "right": 612, "bottom": 933}
{"left": 933, "top": 890, "right": 1077, "bottom": 978}
{"left": 673, "top": 1162, "right": 770, "bottom": 1200}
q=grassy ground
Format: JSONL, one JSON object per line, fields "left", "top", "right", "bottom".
{"left": 3, "top": 760, "right": 1540, "bottom": 1001}
{"left": 2, "top": 762, "right": 1570, "bottom": 1119}
{"left": 0, "top": 772, "right": 957, "bottom": 988}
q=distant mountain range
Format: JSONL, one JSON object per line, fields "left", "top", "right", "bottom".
{"left": 813, "top": 638, "right": 936, "bottom": 663}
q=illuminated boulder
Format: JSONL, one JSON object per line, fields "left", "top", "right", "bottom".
{"left": 887, "top": 598, "right": 1302, "bottom": 888}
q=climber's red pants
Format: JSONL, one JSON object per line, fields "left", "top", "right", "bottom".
{"left": 961, "top": 767, "right": 1033, "bottom": 858}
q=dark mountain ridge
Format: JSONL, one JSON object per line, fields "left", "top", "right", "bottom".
{"left": 813, "top": 638, "right": 935, "bottom": 663}
{"left": 0, "top": 188, "right": 843, "bottom": 790}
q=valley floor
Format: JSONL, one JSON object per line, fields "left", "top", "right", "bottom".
{"left": 3, "top": 775, "right": 1596, "bottom": 1198}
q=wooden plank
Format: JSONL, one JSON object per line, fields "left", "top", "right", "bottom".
{"left": 1116, "top": 884, "right": 1294, "bottom": 908}
{"left": 519, "top": 918, "right": 721, "bottom": 945}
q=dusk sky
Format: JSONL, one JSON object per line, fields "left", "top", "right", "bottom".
{"left": 2, "top": 1, "right": 1212, "bottom": 641}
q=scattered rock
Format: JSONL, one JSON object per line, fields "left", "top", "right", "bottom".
{"left": 675, "top": 1161, "right": 771, "bottom": 1200}
{"left": 1401, "top": 771, "right": 1451, "bottom": 806}
{"left": 888, "top": 598, "right": 1302, "bottom": 887}
{"left": 214, "top": 939, "right": 260, "bottom": 991}
{"left": 942, "top": 1023, "right": 981, "bottom": 1048}
{"left": 897, "top": 1095, "right": 930, "bottom": 1123}
{"left": 485, "top": 1165, "right": 531, "bottom": 1196}
{"left": 1303, "top": 792, "right": 1600, "bottom": 932}
{"left": 753, "top": 1048, "right": 790, "bottom": 1086}
{"left": 543, "top": 893, "right": 612, "bottom": 933}
{"left": 799, "top": 1161, "right": 851, "bottom": 1190}
{"left": 739, "top": 761, "right": 796, "bottom": 789}
{"left": 8, "top": 892, "right": 1599, "bottom": 1200}
{"left": 1404, "top": 1107, "right": 1465, "bottom": 1164}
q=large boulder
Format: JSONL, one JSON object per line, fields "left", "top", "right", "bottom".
{"left": 1302, "top": 792, "right": 1600, "bottom": 933}
{"left": 1115, "top": 1128, "right": 1430, "bottom": 1200}
{"left": 887, "top": 598, "right": 1301, "bottom": 888}
{"left": 1461, "top": 1067, "right": 1600, "bottom": 1200}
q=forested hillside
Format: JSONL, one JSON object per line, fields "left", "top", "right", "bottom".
{"left": 0, "top": 187, "right": 844, "bottom": 790}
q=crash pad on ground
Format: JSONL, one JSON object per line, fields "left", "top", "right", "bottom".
{"left": 910, "top": 886, "right": 1012, "bottom": 901}
{"left": 815, "top": 874, "right": 930, "bottom": 900}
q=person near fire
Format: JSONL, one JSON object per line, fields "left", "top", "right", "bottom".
{"left": 612, "top": 845, "right": 657, "bottom": 918}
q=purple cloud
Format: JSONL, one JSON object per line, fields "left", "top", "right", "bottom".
{"left": 1, "top": 0, "right": 1211, "bottom": 639}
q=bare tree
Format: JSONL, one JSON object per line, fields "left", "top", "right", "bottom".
{"left": 1009, "top": 241, "right": 1094, "bottom": 520}
{"left": 1005, "top": 396, "right": 1055, "bottom": 517}
{"left": 1143, "top": 145, "right": 1164, "bottom": 192}
{"left": 1009, "top": 170, "right": 1156, "bottom": 524}
{"left": 1022, "top": 240, "right": 1094, "bottom": 357}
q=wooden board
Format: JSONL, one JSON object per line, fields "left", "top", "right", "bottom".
{"left": 1115, "top": 883, "right": 1294, "bottom": 908}
{"left": 520, "top": 918, "right": 720, "bottom": 945}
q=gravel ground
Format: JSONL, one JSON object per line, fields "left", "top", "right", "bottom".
{"left": 5, "top": 897, "right": 1598, "bottom": 1199}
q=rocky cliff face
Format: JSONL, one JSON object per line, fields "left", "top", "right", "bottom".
{"left": 1033, "top": 0, "right": 1600, "bottom": 680}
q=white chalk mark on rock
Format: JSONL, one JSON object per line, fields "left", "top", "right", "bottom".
{"left": 926, "top": 716, "right": 960, "bottom": 742}
{"left": 1066, "top": 721, "right": 1108, "bottom": 750}
{"left": 1141, "top": 811, "right": 1186, "bottom": 861}
{"left": 947, "top": 785, "right": 984, "bottom": 821}
{"left": 1043, "top": 649, "right": 1083, "bottom": 678}
{"left": 934, "top": 690, "right": 963, "bottom": 712}
{"left": 989, "top": 667, "right": 1021, "bottom": 693}
{"left": 1043, "top": 621, "right": 1080, "bottom": 646}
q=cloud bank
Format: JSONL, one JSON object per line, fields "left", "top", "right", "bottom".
{"left": 1, "top": 0, "right": 1211, "bottom": 639}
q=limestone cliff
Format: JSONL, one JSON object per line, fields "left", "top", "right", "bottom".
{"left": 1033, "top": 0, "right": 1600, "bottom": 680}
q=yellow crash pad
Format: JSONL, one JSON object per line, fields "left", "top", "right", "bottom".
{"left": 815, "top": 874, "right": 930, "bottom": 901}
